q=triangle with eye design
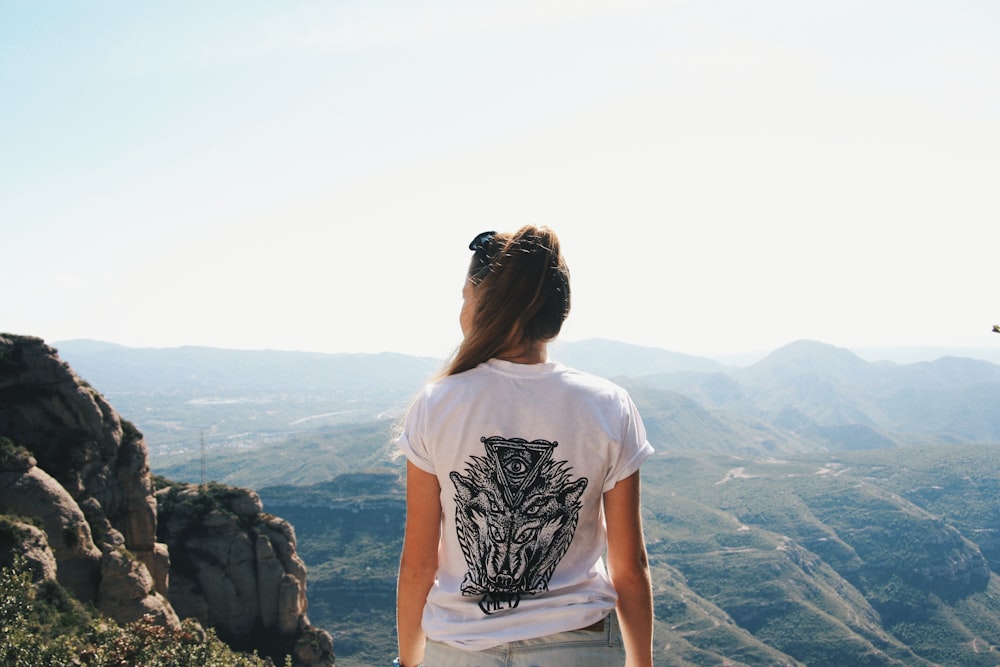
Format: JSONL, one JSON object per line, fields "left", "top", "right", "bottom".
{"left": 482, "top": 436, "right": 558, "bottom": 506}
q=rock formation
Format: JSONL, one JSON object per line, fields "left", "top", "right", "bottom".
{"left": 157, "top": 482, "right": 334, "bottom": 664}
{"left": 0, "top": 516, "right": 58, "bottom": 582}
{"left": 0, "top": 334, "right": 333, "bottom": 666}
{"left": 0, "top": 333, "right": 177, "bottom": 628}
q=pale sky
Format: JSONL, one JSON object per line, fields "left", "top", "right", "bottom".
{"left": 3, "top": 1, "right": 998, "bottom": 360}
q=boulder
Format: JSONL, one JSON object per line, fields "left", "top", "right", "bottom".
{"left": 135, "top": 541, "right": 172, "bottom": 597}
{"left": 98, "top": 548, "right": 181, "bottom": 630}
{"left": 0, "top": 519, "right": 58, "bottom": 582}
{"left": 0, "top": 464, "right": 101, "bottom": 600}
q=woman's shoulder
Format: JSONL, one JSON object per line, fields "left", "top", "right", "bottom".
{"left": 421, "top": 362, "right": 493, "bottom": 394}
{"left": 553, "top": 363, "right": 633, "bottom": 398}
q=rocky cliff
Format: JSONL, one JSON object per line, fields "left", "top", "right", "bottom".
{"left": 156, "top": 481, "right": 333, "bottom": 664}
{"left": 0, "top": 334, "right": 334, "bottom": 667}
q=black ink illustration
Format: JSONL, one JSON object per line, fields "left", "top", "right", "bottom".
{"left": 450, "top": 437, "right": 588, "bottom": 614}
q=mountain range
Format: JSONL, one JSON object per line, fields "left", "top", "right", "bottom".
{"left": 37, "top": 336, "right": 1000, "bottom": 665}
{"left": 50, "top": 337, "right": 1000, "bottom": 482}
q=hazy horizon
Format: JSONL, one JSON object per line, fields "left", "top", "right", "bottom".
{"left": 31, "top": 333, "right": 1000, "bottom": 367}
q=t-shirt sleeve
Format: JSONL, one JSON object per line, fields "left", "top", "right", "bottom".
{"left": 602, "top": 392, "right": 654, "bottom": 492}
{"left": 394, "top": 390, "right": 436, "bottom": 474}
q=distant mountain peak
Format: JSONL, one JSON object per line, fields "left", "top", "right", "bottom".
{"left": 756, "top": 340, "right": 868, "bottom": 372}
{"left": 553, "top": 338, "right": 722, "bottom": 377}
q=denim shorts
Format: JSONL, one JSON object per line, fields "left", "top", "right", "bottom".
{"left": 422, "top": 611, "right": 625, "bottom": 667}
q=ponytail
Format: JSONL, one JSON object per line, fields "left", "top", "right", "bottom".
{"left": 444, "top": 225, "right": 570, "bottom": 376}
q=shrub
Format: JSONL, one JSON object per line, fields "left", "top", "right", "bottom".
{"left": 0, "top": 557, "right": 279, "bottom": 666}
{"left": 0, "top": 436, "right": 33, "bottom": 471}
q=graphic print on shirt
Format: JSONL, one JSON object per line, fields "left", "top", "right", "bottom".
{"left": 449, "top": 436, "right": 588, "bottom": 615}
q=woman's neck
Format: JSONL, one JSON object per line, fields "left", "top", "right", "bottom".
{"left": 496, "top": 339, "right": 548, "bottom": 365}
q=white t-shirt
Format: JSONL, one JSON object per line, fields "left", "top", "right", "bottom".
{"left": 396, "top": 358, "right": 654, "bottom": 650}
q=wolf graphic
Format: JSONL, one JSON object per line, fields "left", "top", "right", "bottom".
{"left": 449, "top": 436, "right": 588, "bottom": 615}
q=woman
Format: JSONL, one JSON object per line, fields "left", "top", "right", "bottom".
{"left": 395, "top": 226, "right": 654, "bottom": 667}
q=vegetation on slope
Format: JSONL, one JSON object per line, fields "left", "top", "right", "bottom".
{"left": 0, "top": 557, "right": 280, "bottom": 667}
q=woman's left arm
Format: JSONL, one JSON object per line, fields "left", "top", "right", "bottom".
{"left": 396, "top": 461, "right": 442, "bottom": 667}
{"left": 605, "top": 470, "right": 654, "bottom": 667}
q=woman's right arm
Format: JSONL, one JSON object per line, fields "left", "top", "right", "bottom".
{"left": 396, "top": 461, "right": 442, "bottom": 667}
{"left": 604, "top": 470, "right": 654, "bottom": 667}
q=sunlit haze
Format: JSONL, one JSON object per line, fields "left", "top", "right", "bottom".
{"left": 3, "top": 1, "right": 998, "bottom": 360}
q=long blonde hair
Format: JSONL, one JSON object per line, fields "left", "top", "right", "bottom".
{"left": 444, "top": 225, "right": 570, "bottom": 376}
